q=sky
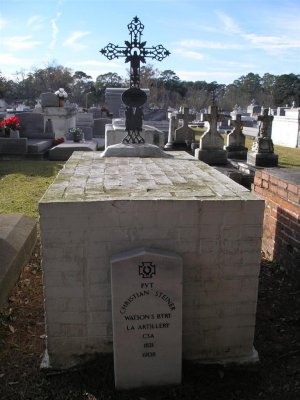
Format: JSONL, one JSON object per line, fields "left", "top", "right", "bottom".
{"left": 0, "top": 0, "right": 300, "bottom": 85}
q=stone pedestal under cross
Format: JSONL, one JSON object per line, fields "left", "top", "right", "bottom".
{"left": 225, "top": 114, "right": 248, "bottom": 160}
{"left": 195, "top": 105, "right": 227, "bottom": 165}
{"left": 247, "top": 109, "right": 278, "bottom": 167}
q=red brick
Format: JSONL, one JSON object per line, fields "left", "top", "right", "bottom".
{"left": 262, "top": 180, "right": 269, "bottom": 189}
{"left": 277, "top": 188, "right": 288, "bottom": 200}
{"left": 277, "top": 179, "right": 288, "bottom": 190}
{"left": 254, "top": 186, "right": 263, "bottom": 195}
{"left": 255, "top": 170, "right": 262, "bottom": 179}
{"left": 288, "top": 192, "right": 300, "bottom": 205}
{"left": 270, "top": 176, "right": 279, "bottom": 185}
{"left": 288, "top": 183, "right": 299, "bottom": 195}
{"left": 260, "top": 187, "right": 300, "bottom": 216}
{"left": 269, "top": 184, "right": 278, "bottom": 194}
{"left": 261, "top": 172, "right": 270, "bottom": 181}
{"left": 271, "top": 208, "right": 278, "bottom": 218}
{"left": 254, "top": 176, "right": 262, "bottom": 186}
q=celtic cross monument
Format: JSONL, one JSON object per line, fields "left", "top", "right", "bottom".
{"left": 100, "top": 16, "right": 170, "bottom": 145}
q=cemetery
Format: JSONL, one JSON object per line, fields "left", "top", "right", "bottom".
{"left": 0, "top": 14, "right": 300, "bottom": 400}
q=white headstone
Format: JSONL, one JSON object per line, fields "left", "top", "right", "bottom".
{"left": 111, "top": 247, "right": 182, "bottom": 389}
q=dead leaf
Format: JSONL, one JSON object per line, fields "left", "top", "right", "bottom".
{"left": 8, "top": 324, "right": 15, "bottom": 333}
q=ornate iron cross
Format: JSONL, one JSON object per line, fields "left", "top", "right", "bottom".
{"left": 100, "top": 16, "right": 170, "bottom": 88}
{"left": 100, "top": 17, "right": 170, "bottom": 144}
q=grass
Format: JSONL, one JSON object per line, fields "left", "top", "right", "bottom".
{"left": 244, "top": 136, "right": 300, "bottom": 168}
{"left": 0, "top": 160, "right": 63, "bottom": 218}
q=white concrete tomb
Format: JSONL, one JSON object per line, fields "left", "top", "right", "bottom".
{"left": 39, "top": 151, "right": 264, "bottom": 370}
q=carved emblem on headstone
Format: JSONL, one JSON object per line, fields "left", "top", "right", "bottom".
{"left": 139, "top": 261, "right": 156, "bottom": 278}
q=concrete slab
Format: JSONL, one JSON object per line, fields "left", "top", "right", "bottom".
{"left": 0, "top": 214, "right": 37, "bottom": 306}
{"left": 101, "top": 143, "right": 171, "bottom": 158}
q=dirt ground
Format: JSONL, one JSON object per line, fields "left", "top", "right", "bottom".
{"left": 0, "top": 241, "right": 299, "bottom": 400}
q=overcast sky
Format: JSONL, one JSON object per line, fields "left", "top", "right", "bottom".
{"left": 0, "top": 0, "right": 299, "bottom": 84}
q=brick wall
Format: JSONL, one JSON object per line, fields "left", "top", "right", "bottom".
{"left": 252, "top": 169, "right": 300, "bottom": 276}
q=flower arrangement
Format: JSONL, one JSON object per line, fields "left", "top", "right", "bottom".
{"left": 68, "top": 127, "right": 84, "bottom": 142}
{"left": 0, "top": 116, "right": 21, "bottom": 130}
{"left": 54, "top": 88, "right": 68, "bottom": 99}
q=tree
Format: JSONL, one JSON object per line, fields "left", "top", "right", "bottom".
{"left": 94, "top": 72, "right": 125, "bottom": 104}
{"left": 0, "top": 72, "right": 9, "bottom": 99}
{"left": 273, "top": 74, "right": 300, "bottom": 106}
{"left": 70, "top": 71, "right": 94, "bottom": 106}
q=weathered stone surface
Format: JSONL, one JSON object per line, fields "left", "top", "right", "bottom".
{"left": 111, "top": 247, "right": 182, "bottom": 389}
{"left": 41, "top": 92, "right": 59, "bottom": 108}
{"left": 105, "top": 122, "right": 165, "bottom": 149}
{"left": 101, "top": 143, "right": 170, "bottom": 158}
{"left": 0, "top": 214, "right": 37, "bottom": 306}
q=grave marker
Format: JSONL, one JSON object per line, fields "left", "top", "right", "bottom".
{"left": 111, "top": 247, "right": 182, "bottom": 389}
{"left": 195, "top": 105, "right": 228, "bottom": 165}
{"left": 225, "top": 114, "right": 248, "bottom": 159}
{"left": 174, "top": 107, "right": 196, "bottom": 147}
{"left": 247, "top": 108, "right": 278, "bottom": 167}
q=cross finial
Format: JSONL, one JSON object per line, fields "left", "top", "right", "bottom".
{"left": 100, "top": 16, "right": 170, "bottom": 88}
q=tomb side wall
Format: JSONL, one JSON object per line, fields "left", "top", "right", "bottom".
{"left": 252, "top": 169, "right": 300, "bottom": 278}
{"left": 40, "top": 198, "right": 264, "bottom": 368}
{"left": 272, "top": 115, "right": 300, "bottom": 148}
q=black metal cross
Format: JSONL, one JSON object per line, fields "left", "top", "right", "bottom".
{"left": 100, "top": 16, "right": 170, "bottom": 88}
{"left": 100, "top": 17, "right": 170, "bottom": 144}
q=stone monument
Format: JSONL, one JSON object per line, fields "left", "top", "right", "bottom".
{"left": 195, "top": 105, "right": 228, "bottom": 165}
{"left": 100, "top": 16, "right": 170, "bottom": 158}
{"left": 247, "top": 108, "right": 278, "bottom": 167}
{"left": 41, "top": 89, "right": 76, "bottom": 137}
{"left": 225, "top": 114, "right": 248, "bottom": 159}
{"left": 111, "top": 247, "right": 182, "bottom": 389}
{"left": 174, "top": 107, "right": 196, "bottom": 149}
{"left": 247, "top": 99, "right": 261, "bottom": 117}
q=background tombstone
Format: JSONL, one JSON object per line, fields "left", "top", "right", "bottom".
{"left": 247, "top": 99, "right": 261, "bottom": 117}
{"left": 247, "top": 108, "right": 278, "bottom": 167}
{"left": 105, "top": 88, "right": 150, "bottom": 118}
{"left": 195, "top": 105, "right": 228, "bottom": 165}
{"left": 111, "top": 247, "right": 182, "bottom": 389}
{"left": 225, "top": 114, "right": 248, "bottom": 159}
{"left": 173, "top": 107, "right": 196, "bottom": 149}
{"left": 41, "top": 92, "right": 59, "bottom": 108}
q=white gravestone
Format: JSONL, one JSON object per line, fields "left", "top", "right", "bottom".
{"left": 111, "top": 247, "right": 182, "bottom": 389}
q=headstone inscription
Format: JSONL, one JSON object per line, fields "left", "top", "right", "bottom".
{"left": 111, "top": 248, "right": 182, "bottom": 389}
{"left": 195, "top": 105, "right": 228, "bottom": 165}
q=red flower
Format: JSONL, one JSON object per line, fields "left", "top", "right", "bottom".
{"left": 53, "top": 137, "right": 65, "bottom": 146}
{"left": 0, "top": 116, "right": 21, "bottom": 130}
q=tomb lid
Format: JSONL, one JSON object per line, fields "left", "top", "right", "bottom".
{"left": 39, "top": 151, "right": 259, "bottom": 203}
